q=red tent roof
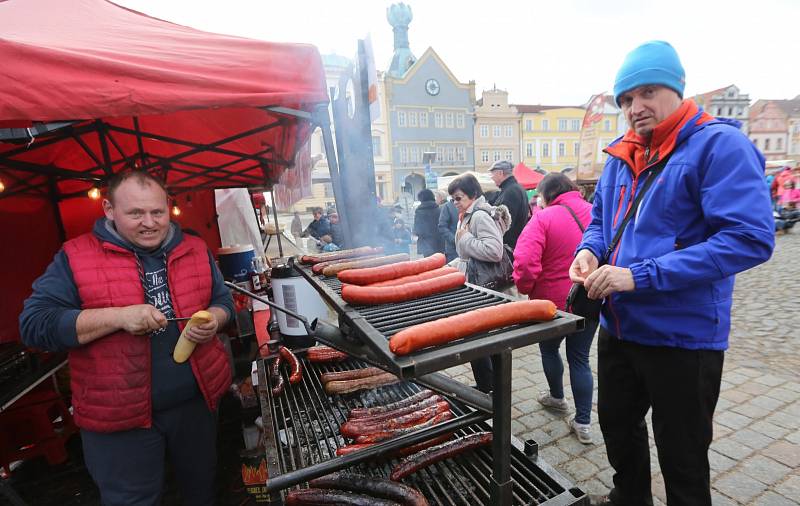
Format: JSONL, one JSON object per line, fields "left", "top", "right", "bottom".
{"left": 0, "top": 0, "right": 328, "bottom": 195}
{"left": 513, "top": 162, "right": 544, "bottom": 189}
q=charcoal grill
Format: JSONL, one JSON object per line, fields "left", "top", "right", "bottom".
{"left": 248, "top": 262, "right": 586, "bottom": 505}
{"left": 258, "top": 356, "right": 587, "bottom": 505}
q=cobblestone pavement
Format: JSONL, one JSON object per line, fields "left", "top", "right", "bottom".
{"left": 443, "top": 232, "right": 800, "bottom": 505}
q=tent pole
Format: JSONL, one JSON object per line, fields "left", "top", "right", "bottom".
{"left": 95, "top": 120, "right": 114, "bottom": 177}
{"left": 48, "top": 177, "right": 66, "bottom": 244}
{"left": 133, "top": 117, "right": 147, "bottom": 170}
{"left": 270, "top": 189, "right": 283, "bottom": 258}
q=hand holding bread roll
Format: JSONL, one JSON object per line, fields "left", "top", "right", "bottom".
{"left": 173, "top": 310, "right": 213, "bottom": 363}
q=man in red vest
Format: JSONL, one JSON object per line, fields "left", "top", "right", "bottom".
{"left": 20, "top": 171, "right": 233, "bottom": 505}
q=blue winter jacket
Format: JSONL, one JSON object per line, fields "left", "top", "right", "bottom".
{"left": 579, "top": 114, "right": 774, "bottom": 350}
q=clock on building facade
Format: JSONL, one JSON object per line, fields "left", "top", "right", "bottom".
{"left": 425, "top": 78, "right": 440, "bottom": 96}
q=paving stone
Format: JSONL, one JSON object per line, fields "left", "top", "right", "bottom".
{"left": 596, "top": 466, "right": 614, "bottom": 489}
{"left": 750, "top": 420, "right": 791, "bottom": 440}
{"left": 737, "top": 367, "right": 763, "bottom": 378}
{"left": 708, "top": 449, "right": 737, "bottom": 473}
{"left": 765, "top": 412, "right": 799, "bottom": 430}
{"left": 651, "top": 473, "right": 666, "bottom": 503}
{"left": 559, "top": 456, "right": 599, "bottom": 483}
{"left": 731, "top": 402, "right": 772, "bottom": 419}
{"left": 739, "top": 382, "right": 774, "bottom": 396}
{"left": 712, "top": 438, "right": 754, "bottom": 460}
{"left": 753, "top": 490, "right": 799, "bottom": 506}
{"left": 781, "top": 401, "right": 800, "bottom": 417}
{"left": 724, "top": 372, "right": 749, "bottom": 385}
{"left": 750, "top": 395, "right": 786, "bottom": 411}
{"left": 762, "top": 441, "right": 800, "bottom": 468}
{"left": 511, "top": 419, "right": 526, "bottom": 436}
{"left": 741, "top": 455, "right": 791, "bottom": 485}
{"left": 781, "top": 381, "right": 800, "bottom": 393}
{"left": 555, "top": 433, "right": 592, "bottom": 457}
{"left": 583, "top": 446, "right": 610, "bottom": 469}
{"left": 715, "top": 410, "right": 753, "bottom": 430}
{"left": 575, "top": 478, "right": 606, "bottom": 497}
{"left": 765, "top": 387, "right": 798, "bottom": 403}
{"left": 729, "top": 428, "right": 776, "bottom": 450}
{"left": 710, "top": 490, "right": 738, "bottom": 506}
{"left": 785, "top": 430, "right": 800, "bottom": 445}
{"left": 774, "top": 476, "right": 800, "bottom": 503}
{"left": 713, "top": 471, "right": 768, "bottom": 503}
{"left": 720, "top": 389, "right": 753, "bottom": 403}
{"left": 753, "top": 374, "right": 786, "bottom": 387}
{"left": 538, "top": 444, "right": 570, "bottom": 467}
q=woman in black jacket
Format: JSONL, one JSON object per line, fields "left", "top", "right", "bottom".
{"left": 413, "top": 189, "right": 444, "bottom": 257}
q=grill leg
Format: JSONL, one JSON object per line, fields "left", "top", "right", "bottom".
{"left": 490, "top": 349, "right": 513, "bottom": 506}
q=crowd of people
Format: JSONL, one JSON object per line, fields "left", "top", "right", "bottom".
{"left": 20, "top": 39, "right": 780, "bottom": 506}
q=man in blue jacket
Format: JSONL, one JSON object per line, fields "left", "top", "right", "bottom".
{"left": 569, "top": 41, "right": 774, "bottom": 505}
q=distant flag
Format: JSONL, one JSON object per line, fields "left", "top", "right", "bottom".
{"left": 576, "top": 93, "right": 607, "bottom": 182}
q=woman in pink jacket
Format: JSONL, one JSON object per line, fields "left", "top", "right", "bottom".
{"left": 513, "top": 173, "right": 599, "bottom": 444}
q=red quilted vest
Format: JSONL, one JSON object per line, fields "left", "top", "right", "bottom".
{"left": 63, "top": 232, "right": 231, "bottom": 432}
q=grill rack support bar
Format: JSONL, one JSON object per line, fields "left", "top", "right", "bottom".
{"left": 491, "top": 348, "right": 514, "bottom": 505}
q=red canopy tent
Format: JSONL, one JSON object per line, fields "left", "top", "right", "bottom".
{"left": 513, "top": 162, "right": 544, "bottom": 190}
{"left": 0, "top": 0, "right": 330, "bottom": 343}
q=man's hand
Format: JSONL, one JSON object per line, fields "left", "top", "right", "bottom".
{"left": 569, "top": 249, "right": 599, "bottom": 283}
{"left": 119, "top": 304, "right": 168, "bottom": 335}
{"left": 584, "top": 265, "right": 635, "bottom": 299}
{"left": 183, "top": 307, "right": 227, "bottom": 345}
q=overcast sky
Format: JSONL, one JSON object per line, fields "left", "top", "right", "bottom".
{"left": 117, "top": 0, "right": 799, "bottom": 106}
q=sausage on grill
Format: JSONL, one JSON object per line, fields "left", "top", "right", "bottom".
{"left": 348, "top": 390, "right": 435, "bottom": 418}
{"left": 309, "top": 473, "right": 429, "bottom": 506}
{"left": 320, "top": 367, "right": 386, "bottom": 384}
{"left": 389, "top": 299, "right": 557, "bottom": 355}
{"left": 324, "top": 372, "right": 399, "bottom": 395}
{"left": 334, "top": 433, "right": 453, "bottom": 458}
{"left": 300, "top": 246, "right": 383, "bottom": 265}
{"left": 340, "top": 401, "right": 450, "bottom": 438}
{"left": 340, "top": 272, "right": 465, "bottom": 306}
{"left": 285, "top": 488, "right": 400, "bottom": 505}
{"left": 348, "top": 396, "right": 444, "bottom": 424}
{"left": 367, "top": 266, "right": 459, "bottom": 287}
{"left": 306, "top": 346, "right": 349, "bottom": 363}
{"left": 322, "top": 254, "right": 409, "bottom": 277}
{"left": 270, "top": 356, "right": 285, "bottom": 397}
{"left": 279, "top": 346, "right": 303, "bottom": 384}
{"left": 311, "top": 254, "right": 383, "bottom": 274}
{"left": 389, "top": 432, "right": 493, "bottom": 481}
{"left": 337, "top": 253, "right": 446, "bottom": 286}
{"left": 353, "top": 411, "right": 453, "bottom": 444}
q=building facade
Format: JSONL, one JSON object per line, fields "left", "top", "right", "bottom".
{"left": 473, "top": 87, "right": 520, "bottom": 172}
{"left": 749, "top": 100, "right": 791, "bottom": 161}
{"left": 694, "top": 84, "right": 750, "bottom": 132}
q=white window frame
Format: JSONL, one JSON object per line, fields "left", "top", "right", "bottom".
{"left": 419, "top": 111, "right": 428, "bottom": 128}
{"left": 526, "top": 143, "right": 534, "bottom": 157}
{"left": 504, "top": 150, "right": 513, "bottom": 161}
{"left": 525, "top": 119, "right": 533, "bottom": 131}
{"left": 409, "top": 111, "right": 417, "bottom": 127}
{"left": 457, "top": 146, "right": 465, "bottom": 162}
{"left": 372, "top": 136, "right": 382, "bottom": 156}
{"left": 410, "top": 146, "right": 419, "bottom": 163}
{"left": 571, "top": 119, "right": 581, "bottom": 131}
{"left": 398, "top": 111, "right": 406, "bottom": 127}
{"left": 456, "top": 113, "right": 465, "bottom": 129}
{"left": 481, "top": 150, "right": 489, "bottom": 162}
{"left": 436, "top": 146, "right": 445, "bottom": 161}
{"left": 492, "top": 125, "right": 501, "bottom": 137}
{"left": 434, "top": 112, "right": 443, "bottom": 128}
{"left": 573, "top": 142, "right": 580, "bottom": 156}
{"left": 542, "top": 119, "right": 549, "bottom": 131}
{"left": 399, "top": 146, "right": 408, "bottom": 163}
{"left": 480, "top": 125, "right": 489, "bottom": 138}
{"left": 542, "top": 143, "right": 550, "bottom": 157}
{"left": 504, "top": 125, "right": 513, "bottom": 137}
{"left": 558, "top": 119, "right": 567, "bottom": 131}
{"left": 445, "top": 112, "right": 454, "bottom": 128}
{"left": 558, "top": 142, "right": 566, "bottom": 157}
{"left": 447, "top": 147, "right": 455, "bottom": 162}
{"left": 604, "top": 119, "right": 611, "bottom": 131}
{"left": 493, "top": 150, "right": 501, "bottom": 162}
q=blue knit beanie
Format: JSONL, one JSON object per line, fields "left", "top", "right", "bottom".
{"left": 613, "top": 41, "right": 685, "bottom": 106}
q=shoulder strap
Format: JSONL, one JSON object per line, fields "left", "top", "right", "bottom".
{"left": 558, "top": 204, "right": 585, "bottom": 233}
{"left": 602, "top": 154, "right": 671, "bottom": 262}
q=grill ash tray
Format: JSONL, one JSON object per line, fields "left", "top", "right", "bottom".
{"left": 258, "top": 358, "right": 587, "bottom": 505}
{"left": 296, "top": 264, "right": 584, "bottom": 379}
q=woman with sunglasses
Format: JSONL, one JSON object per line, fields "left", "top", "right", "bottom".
{"left": 447, "top": 172, "right": 511, "bottom": 392}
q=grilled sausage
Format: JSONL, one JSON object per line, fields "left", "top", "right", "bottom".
{"left": 348, "top": 390, "right": 435, "bottom": 418}
{"left": 306, "top": 346, "right": 349, "bottom": 363}
{"left": 389, "top": 432, "right": 493, "bottom": 481}
{"left": 348, "top": 396, "right": 444, "bottom": 424}
{"left": 353, "top": 411, "right": 453, "bottom": 444}
{"left": 367, "top": 266, "right": 459, "bottom": 287}
{"left": 311, "top": 254, "right": 384, "bottom": 274}
{"left": 389, "top": 299, "right": 558, "bottom": 355}
{"left": 322, "top": 254, "right": 410, "bottom": 277}
{"left": 334, "top": 433, "right": 454, "bottom": 458}
{"left": 320, "top": 367, "right": 386, "bottom": 384}
{"left": 279, "top": 346, "right": 303, "bottom": 384}
{"left": 300, "top": 246, "right": 383, "bottom": 265}
{"left": 270, "top": 356, "right": 285, "bottom": 397}
{"left": 324, "top": 372, "right": 399, "bottom": 395}
{"left": 340, "top": 401, "right": 450, "bottom": 438}
{"left": 341, "top": 272, "right": 466, "bottom": 306}
{"left": 285, "top": 488, "right": 400, "bottom": 505}
{"left": 309, "top": 473, "right": 429, "bottom": 506}
{"left": 337, "top": 254, "right": 446, "bottom": 286}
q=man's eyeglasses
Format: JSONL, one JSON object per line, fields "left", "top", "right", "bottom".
{"left": 452, "top": 196, "right": 464, "bottom": 202}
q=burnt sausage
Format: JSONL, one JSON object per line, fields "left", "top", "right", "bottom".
{"left": 390, "top": 432, "right": 493, "bottom": 481}
{"left": 309, "top": 473, "right": 429, "bottom": 506}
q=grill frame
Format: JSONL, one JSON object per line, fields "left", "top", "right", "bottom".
{"left": 296, "top": 264, "right": 585, "bottom": 378}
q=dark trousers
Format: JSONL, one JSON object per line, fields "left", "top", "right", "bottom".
{"left": 597, "top": 328, "right": 723, "bottom": 506}
{"left": 81, "top": 395, "right": 217, "bottom": 506}
{"left": 470, "top": 356, "right": 493, "bottom": 393}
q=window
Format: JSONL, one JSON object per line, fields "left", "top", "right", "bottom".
{"left": 542, "top": 143, "right": 550, "bottom": 157}
{"left": 571, "top": 119, "right": 581, "bottom": 131}
{"left": 398, "top": 111, "right": 406, "bottom": 127}
{"left": 493, "top": 150, "right": 501, "bottom": 162}
{"left": 447, "top": 147, "right": 455, "bottom": 162}
{"left": 573, "top": 142, "right": 580, "bottom": 156}
{"left": 764, "top": 138, "right": 770, "bottom": 151}
{"left": 371, "top": 136, "right": 381, "bottom": 156}
{"left": 736, "top": 107, "right": 743, "bottom": 117}
{"left": 604, "top": 119, "right": 611, "bottom": 131}
{"left": 525, "top": 119, "right": 533, "bottom": 132}
{"left": 558, "top": 119, "right": 567, "bottom": 131}
{"left": 419, "top": 111, "right": 428, "bottom": 127}
{"left": 492, "top": 125, "right": 501, "bottom": 137}
{"left": 409, "top": 111, "right": 417, "bottom": 127}
{"left": 481, "top": 150, "right": 489, "bottom": 162}
{"left": 526, "top": 143, "right": 534, "bottom": 157}
{"left": 456, "top": 113, "right": 465, "bottom": 129}
{"left": 480, "top": 125, "right": 489, "bottom": 138}
{"left": 457, "top": 146, "right": 466, "bottom": 161}
{"left": 542, "top": 119, "right": 549, "bottom": 131}
{"left": 777, "top": 138, "right": 783, "bottom": 151}
{"left": 399, "top": 147, "right": 408, "bottom": 163}
{"left": 436, "top": 146, "right": 445, "bottom": 161}
{"left": 434, "top": 112, "right": 443, "bottom": 128}
{"left": 505, "top": 125, "right": 513, "bottom": 137}
{"left": 323, "top": 183, "right": 334, "bottom": 198}
{"left": 504, "top": 150, "right": 513, "bottom": 161}
{"left": 410, "top": 146, "right": 419, "bottom": 163}
{"left": 445, "top": 112, "right": 454, "bottom": 128}
{"left": 727, "top": 107, "right": 733, "bottom": 116}
{"left": 558, "top": 143, "right": 566, "bottom": 157}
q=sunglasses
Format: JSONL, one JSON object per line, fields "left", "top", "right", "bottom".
{"left": 452, "top": 195, "right": 465, "bottom": 202}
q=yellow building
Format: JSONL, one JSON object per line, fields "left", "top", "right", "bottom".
{"left": 517, "top": 102, "right": 620, "bottom": 173}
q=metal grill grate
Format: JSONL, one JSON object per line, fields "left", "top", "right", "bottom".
{"left": 264, "top": 357, "right": 573, "bottom": 505}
